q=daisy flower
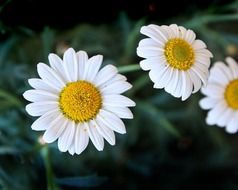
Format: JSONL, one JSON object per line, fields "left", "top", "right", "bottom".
{"left": 137, "top": 24, "right": 213, "bottom": 100}
{"left": 23, "top": 48, "right": 135, "bottom": 155}
{"left": 199, "top": 57, "right": 238, "bottom": 133}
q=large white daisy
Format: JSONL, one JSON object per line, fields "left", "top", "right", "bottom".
{"left": 137, "top": 24, "right": 213, "bottom": 100}
{"left": 199, "top": 57, "right": 238, "bottom": 133}
{"left": 23, "top": 48, "right": 135, "bottom": 155}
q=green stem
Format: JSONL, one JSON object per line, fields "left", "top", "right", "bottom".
{"left": 203, "top": 14, "right": 238, "bottom": 23}
{"left": 118, "top": 64, "right": 140, "bottom": 73}
{"left": 41, "top": 146, "right": 58, "bottom": 190}
{"left": 186, "top": 14, "right": 238, "bottom": 28}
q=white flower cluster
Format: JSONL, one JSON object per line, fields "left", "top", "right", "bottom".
{"left": 23, "top": 23, "right": 238, "bottom": 155}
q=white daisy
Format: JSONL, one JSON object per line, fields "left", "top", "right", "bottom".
{"left": 137, "top": 24, "right": 213, "bottom": 100}
{"left": 23, "top": 48, "right": 135, "bottom": 155}
{"left": 199, "top": 57, "right": 238, "bottom": 133}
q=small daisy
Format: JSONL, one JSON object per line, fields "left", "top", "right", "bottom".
{"left": 137, "top": 24, "right": 213, "bottom": 100}
{"left": 23, "top": 48, "right": 135, "bottom": 155}
{"left": 199, "top": 57, "right": 238, "bottom": 133}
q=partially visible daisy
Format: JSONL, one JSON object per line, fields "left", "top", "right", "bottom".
{"left": 199, "top": 57, "right": 238, "bottom": 133}
{"left": 137, "top": 24, "right": 213, "bottom": 100}
{"left": 23, "top": 48, "right": 135, "bottom": 155}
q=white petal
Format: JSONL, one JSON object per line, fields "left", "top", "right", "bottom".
{"left": 164, "top": 69, "right": 179, "bottom": 95}
{"left": 94, "top": 65, "right": 118, "bottom": 87}
{"left": 209, "top": 64, "right": 229, "bottom": 85}
{"left": 23, "top": 89, "right": 58, "bottom": 102}
{"left": 48, "top": 53, "right": 67, "bottom": 83}
{"left": 194, "top": 61, "right": 209, "bottom": 75}
{"left": 201, "top": 84, "right": 224, "bottom": 98}
{"left": 97, "top": 110, "right": 126, "bottom": 134}
{"left": 172, "top": 71, "right": 183, "bottom": 98}
{"left": 217, "top": 108, "right": 233, "bottom": 127}
{"left": 139, "top": 56, "right": 166, "bottom": 71}
{"left": 26, "top": 101, "right": 58, "bottom": 116}
{"left": 226, "top": 113, "right": 238, "bottom": 133}
{"left": 98, "top": 73, "right": 127, "bottom": 92}
{"left": 28, "top": 78, "right": 58, "bottom": 93}
{"left": 101, "top": 73, "right": 127, "bottom": 87}
{"left": 31, "top": 109, "right": 59, "bottom": 131}
{"left": 75, "top": 123, "right": 89, "bottom": 155}
{"left": 191, "top": 64, "right": 208, "bottom": 86}
{"left": 77, "top": 51, "right": 88, "bottom": 80}
{"left": 138, "top": 38, "right": 163, "bottom": 48}
{"left": 169, "top": 24, "right": 179, "bottom": 37}
{"left": 216, "top": 62, "right": 233, "bottom": 81}
{"left": 103, "top": 106, "right": 133, "bottom": 119}
{"left": 226, "top": 57, "right": 238, "bottom": 78}
{"left": 149, "top": 69, "right": 160, "bottom": 84}
{"left": 58, "top": 122, "right": 76, "bottom": 152}
{"left": 86, "top": 121, "right": 104, "bottom": 151}
{"left": 192, "top": 40, "right": 207, "bottom": 50}
{"left": 184, "top": 29, "right": 196, "bottom": 44}
{"left": 160, "top": 25, "right": 174, "bottom": 39}
{"left": 199, "top": 97, "right": 218, "bottom": 110}
{"left": 43, "top": 114, "right": 67, "bottom": 143}
{"left": 137, "top": 47, "right": 162, "bottom": 58}
{"left": 195, "top": 49, "right": 213, "bottom": 58}
{"left": 206, "top": 101, "right": 227, "bottom": 125}
{"left": 103, "top": 94, "right": 136, "bottom": 107}
{"left": 93, "top": 119, "right": 115, "bottom": 145}
{"left": 148, "top": 24, "right": 168, "bottom": 41}
{"left": 84, "top": 55, "right": 103, "bottom": 82}
{"left": 181, "top": 71, "right": 193, "bottom": 101}
{"left": 63, "top": 48, "right": 78, "bottom": 82}
{"left": 140, "top": 25, "right": 167, "bottom": 44}
{"left": 178, "top": 26, "right": 187, "bottom": 38}
{"left": 153, "top": 65, "right": 171, "bottom": 89}
{"left": 187, "top": 70, "right": 202, "bottom": 93}
{"left": 101, "top": 81, "right": 132, "bottom": 94}
{"left": 68, "top": 143, "right": 75, "bottom": 155}
{"left": 37, "top": 63, "right": 65, "bottom": 90}
{"left": 109, "top": 74, "right": 127, "bottom": 83}
{"left": 195, "top": 56, "right": 211, "bottom": 67}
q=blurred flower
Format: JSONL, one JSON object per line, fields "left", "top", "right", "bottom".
{"left": 137, "top": 24, "right": 213, "bottom": 100}
{"left": 56, "top": 41, "right": 70, "bottom": 56}
{"left": 38, "top": 135, "right": 46, "bottom": 145}
{"left": 226, "top": 44, "right": 238, "bottom": 56}
{"left": 23, "top": 48, "right": 135, "bottom": 155}
{"left": 199, "top": 57, "right": 238, "bottom": 133}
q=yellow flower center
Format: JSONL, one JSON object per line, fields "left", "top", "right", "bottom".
{"left": 224, "top": 79, "right": 238, "bottom": 109}
{"left": 164, "top": 38, "right": 195, "bottom": 70}
{"left": 59, "top": 81, "right": 102, "bottom": 123}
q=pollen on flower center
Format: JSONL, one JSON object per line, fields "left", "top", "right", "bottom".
{"left": 59, "top": 81, "right": 102, "bottom": 123}
{"left": 224, "top": 79, "right": 238, "bottom": 109}
{"left": 164, "top": 38, "right": 195, "bottom": 70}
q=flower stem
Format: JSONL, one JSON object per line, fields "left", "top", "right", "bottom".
{"left": 118, "top": 64, "right": 140, "bottom": 73}
{"left": 0, "top": 90, "right": 22, "bottom": 107}
{"left": 186, "top": 14, "right": 238, "bottom": 28}
{"left": 41, "top": 146, "right": 58, "bottom": 190}
{"left": 203, "top": 14, "right": 238, "bottom": 23}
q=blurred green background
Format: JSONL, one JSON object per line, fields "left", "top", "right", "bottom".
{"left": 1, "top": 0, "right": 238, "bottom": 189}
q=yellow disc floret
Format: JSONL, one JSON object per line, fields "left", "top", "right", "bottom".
{"left": 164, "top": 38, "right": 195, "bottom": 70}
{"left": 224, "top": 79, "right": 238, "bottom": 109}
{"left": 59, "top": 81, "right": 102, "bottom": 122}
